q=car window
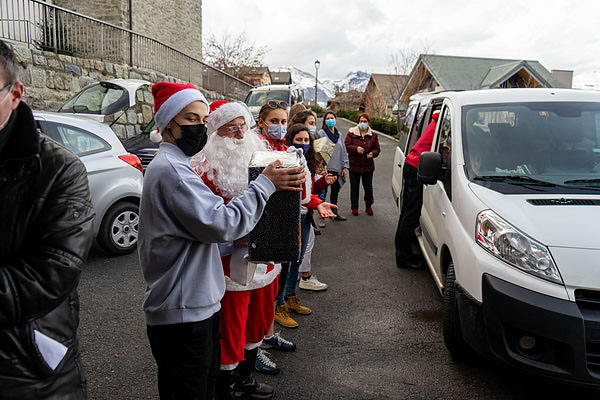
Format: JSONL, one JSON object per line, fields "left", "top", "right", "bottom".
{"left": 59, "top": 82, "right": 127, "bottom": 115}
{"left": 39, "top": 121, "right": 111, "bottom": 156}
{"left": 435, "top": 106, "right": 452, "bottom": 198}
{"left": 462, "top": 102, "right": 600, "bottom": 187}
{"left": 245, "top": 90, "right": 290, "bottom": 107}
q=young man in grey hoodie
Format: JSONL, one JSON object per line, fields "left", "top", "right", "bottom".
{"left": 138, "top": 82, "right": 305, "bottom": 400}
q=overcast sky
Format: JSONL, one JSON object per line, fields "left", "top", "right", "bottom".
{"left": 203, "top": 0, "right": 599, "bottom": 86}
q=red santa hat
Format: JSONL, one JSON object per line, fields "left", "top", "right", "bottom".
{"left": 152, "top": 82, "right": 209, "bottom": 134}
{"left": 206, "top": 100, "right": 254, "bottom": 135}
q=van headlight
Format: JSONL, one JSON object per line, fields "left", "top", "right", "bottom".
{"left": 476, "top": 210, "right": 563, "bottom": 284}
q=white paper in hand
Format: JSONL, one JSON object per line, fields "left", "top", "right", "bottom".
{"left": 34, "top": 329, "right": 68, "bottom": 370}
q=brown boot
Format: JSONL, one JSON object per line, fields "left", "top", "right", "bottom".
{"left": 274, "top": 304, "right": 298, "bottom": 328}
{"left": 285, "top": 295, "right": 312, "bottom": 315}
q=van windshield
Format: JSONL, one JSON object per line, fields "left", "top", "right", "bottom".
{"left": 59, "top": 82, "right": 127, "bottom": 115}
{"left": 245, "top": 90, "right": 289, "bottom": 107}
{"left": 462, "top": 102, "right": 600, "bottom": 191}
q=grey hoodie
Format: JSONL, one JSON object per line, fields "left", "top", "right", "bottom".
{"left": 139, "top": 142, "right": 275, "bottom": 325}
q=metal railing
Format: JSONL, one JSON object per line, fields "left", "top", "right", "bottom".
{"left": 0, "top": 0, "right": 253, "bottom": 100}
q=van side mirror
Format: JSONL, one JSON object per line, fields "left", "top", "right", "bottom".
{"left": 418, "top": 152, "right": 442, "bottom": 184}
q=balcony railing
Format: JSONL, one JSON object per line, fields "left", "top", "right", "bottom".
{"left": 0, "top": 0, "right": 253, "bottom": 100}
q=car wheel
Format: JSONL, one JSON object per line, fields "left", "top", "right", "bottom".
{"left": 97, "top": 201, "right": 139, "bottom": 255}
{"left": 443, "top": 261, "right": 470, "bottom": 358}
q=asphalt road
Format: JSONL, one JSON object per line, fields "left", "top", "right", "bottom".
{"left": 78, "top": 118, "right": 598, "bottom": 399}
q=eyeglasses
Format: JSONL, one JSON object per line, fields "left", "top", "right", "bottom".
{"left": 266, "top": 100, "right": 288, "bottom": 109}
{"left": 0, "top": 82, "right": 13, "bottom": 94}
{"left": 223, "top": 123, "right": 248, "bottom": 134}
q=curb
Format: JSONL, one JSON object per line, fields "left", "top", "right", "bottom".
{"left": 338, "top": 117, "right": 399, "bottom": 142}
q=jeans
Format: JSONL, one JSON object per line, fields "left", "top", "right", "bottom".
{"left": 276, "top": 213, "right": 311, "bottom": 305}
{"left": 329, "top": 173, "right": 341, "bottom": 205}
{"left": 349, "top": 171, "right": 374, "bottom": 210}
{"left": 147, "top": 312, "right": 220, "bottom": 400}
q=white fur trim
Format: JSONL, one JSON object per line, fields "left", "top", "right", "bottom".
{"left": 225, "top": 263, "right": 281, "bottom": 291}
{"left": 207, "top": 102, "right": 254, "bottom": 136}
{"left": 154, "top": 88, "right": 208, "bottom": 133}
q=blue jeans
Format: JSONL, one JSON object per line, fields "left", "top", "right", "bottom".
{"left": 276, "top": 214, "right": 311, "bottom": 306}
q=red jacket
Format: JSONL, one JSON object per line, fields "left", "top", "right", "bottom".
{"left": 260, "top": 134, "right": 288, "bottom": 151}
{"left": 405, "top": 112, "right": 439, "bottom": 169}
{"left": 344, "top": 126, "right": 381, "bottom": 174}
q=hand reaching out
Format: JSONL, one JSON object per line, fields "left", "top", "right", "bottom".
{"left": 317, "top": 202, "right": 337, "bottom": 218}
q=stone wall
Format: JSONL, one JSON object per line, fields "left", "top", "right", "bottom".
{"left": 13, "top": 44, "right": 217, "bottom": 140}
{"left": 54, "top": 0, "right": 203, "bottom": 60}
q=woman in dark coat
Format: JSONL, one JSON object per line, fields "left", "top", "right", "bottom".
{"left": 344, "top": 113, "right": 380, "bottom": 215}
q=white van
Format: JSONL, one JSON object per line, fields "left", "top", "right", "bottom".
{"left": 392, "top": 88, "right": 600, "bottom": 386}
{"left": 244, "top": 84, "right": 304, "bottom": 120}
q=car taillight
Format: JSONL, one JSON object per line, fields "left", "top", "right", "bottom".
{"left": 119, "top": 154, "right": 143, "bottom": 173}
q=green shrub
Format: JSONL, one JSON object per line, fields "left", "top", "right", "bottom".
{"left": 337, "top": 109, "right": 360, "bottom": 122}
{"left": 310, "top": 105, "right": 325, "bottom": 117}
{"left": 370, "top": 117, "right": 398, "bottom": 136}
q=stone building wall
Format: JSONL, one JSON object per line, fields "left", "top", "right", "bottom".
{"left": 53, "top": 0, "right": 203, "bottom": 60}
{"left": 12, "top": 44, "right": 216, "bottom": 140}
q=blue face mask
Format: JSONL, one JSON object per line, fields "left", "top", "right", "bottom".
{"left": 308, "top": 125, "right": 317, "bottom": 135}
{"left": 325, "top": 119, "right": 336, "bottom": 128}
{"left": 297, "top": 144, "right": 310, "bottom": 155}
{"left": 267, "top": 124, "right": 286, "bottom": 140}
{"left": 359, "top": 122, "right": 368, "bottom": 131}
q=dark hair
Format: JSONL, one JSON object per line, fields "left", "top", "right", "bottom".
{"left": 290, "top": 110, "right": 316, "bottom": 126}
{"left": 321, "top": 109, "right": 337, "bottom": 129}
{"left": 358, "top": 113, "right": 370, "bottom": 123}
{"left": 285, "top": 123, "right": 316, "bottom": 173}
{"left": 0, "top": 41, "right": 18, "bottom": 86}
{"left": 288, "top": 103, "right": 307, "bottom": 127}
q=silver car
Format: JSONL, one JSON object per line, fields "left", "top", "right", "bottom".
{"left": 34, "top": 111, "right": 143, "bottom": 255}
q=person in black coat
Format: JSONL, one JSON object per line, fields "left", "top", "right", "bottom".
{"left": 0, "top": 40, "right": 95, "bottom": 399}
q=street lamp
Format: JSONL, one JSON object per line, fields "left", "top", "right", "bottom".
{"left": 314, "top": 60, "right": 320, "bottom": 107}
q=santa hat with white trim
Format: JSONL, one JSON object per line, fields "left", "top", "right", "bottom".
{"left": 151, "top": 82, "right": 209, "bottom": 134}
{"left": 206, "top": 100, "right": 254, "bottom": 136}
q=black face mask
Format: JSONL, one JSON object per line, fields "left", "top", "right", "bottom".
{"left": 171, "top": 122, "right": 208, "bottom": 156}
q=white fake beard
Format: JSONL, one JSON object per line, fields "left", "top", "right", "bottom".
{"left": 192, "top": 131, "right": 268, "bottom": 199}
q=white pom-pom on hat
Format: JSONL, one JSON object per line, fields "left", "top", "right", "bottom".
{"left": 149, "top": 129, "right": 162, "bottom": 143}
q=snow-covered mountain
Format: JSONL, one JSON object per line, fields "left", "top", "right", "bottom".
{"left": 271, "top": 66, "right": 370, "bottom": 106}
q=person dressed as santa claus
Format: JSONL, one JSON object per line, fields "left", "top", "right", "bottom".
{"left": 192, "top": 101, "right": 287, "bottom": 399}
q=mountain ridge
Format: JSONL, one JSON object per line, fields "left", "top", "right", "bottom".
{"left": 271, "top": 66, "right": 370, "bottom": 106}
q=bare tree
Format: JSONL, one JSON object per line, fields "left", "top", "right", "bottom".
{"left": 203, "top": 31, "right": 270, "bottom": 82}
{"left": 388, "top": 47, "right": 429, "bottom": 108}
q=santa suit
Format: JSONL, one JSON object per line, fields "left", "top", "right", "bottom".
{"left": 201, "top": 173, "right": 281, "bottom": 368}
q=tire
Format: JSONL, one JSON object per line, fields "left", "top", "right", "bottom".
{"left": 97, "top": 201, "right": 139, "bottom": 256}
{"left": 443, "top": 261, "right": 470, "bottom": 359}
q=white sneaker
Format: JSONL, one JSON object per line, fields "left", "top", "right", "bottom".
{"left": 299, "top": 275, "right": 328, "bottom": 291}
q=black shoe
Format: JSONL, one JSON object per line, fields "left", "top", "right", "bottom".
{"left": 396, "top": 257, "right": 425, "bottom": 270}
{"left": 314, "top": 227, "right": 322, "bottom": 235}
{"left": 231, "top": 373, "right": 274, "bottom": 399}
{"left": 334, "top": 214, "right": 347, "bottom": 221}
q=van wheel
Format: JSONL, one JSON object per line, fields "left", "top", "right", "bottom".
{"left": 97, "top": 201, "right": 139, "bottom": 256}
{"left": 443, "top": 262, "right": 469, "bottom": 359}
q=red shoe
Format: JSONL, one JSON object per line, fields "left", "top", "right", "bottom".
{"left": 351, "top": 209, "right": 359, "bottom": 216}
{"left": 366, "top": 207, "right": 373, "bottom": 215}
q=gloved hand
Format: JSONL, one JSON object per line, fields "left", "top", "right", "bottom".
{"left": 286, "top": 146, "right": 307, "bottom": 167}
